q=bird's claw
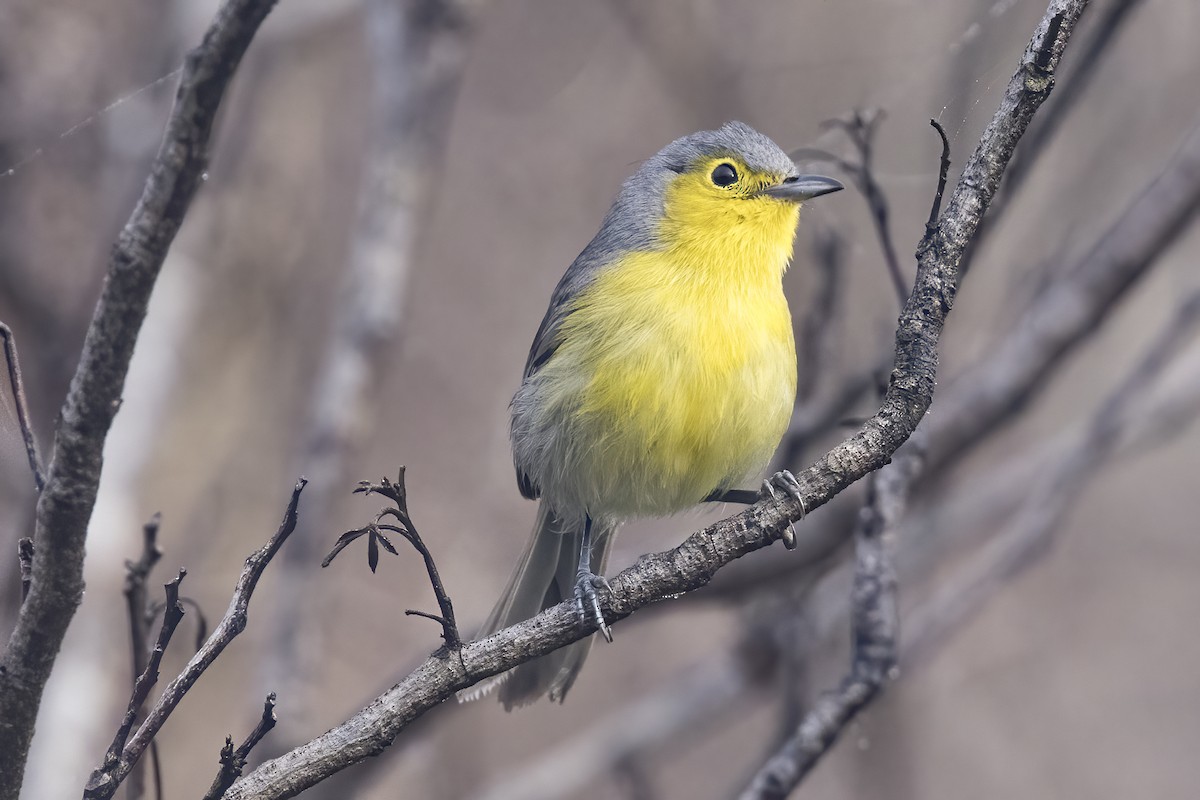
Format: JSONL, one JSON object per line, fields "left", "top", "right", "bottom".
{"left": 760, "top": 470, "right": 806, "bottom": 550}
{"left": 574, "top": 570, "right": 613, "bottom": 642}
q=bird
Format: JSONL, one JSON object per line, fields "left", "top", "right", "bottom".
{"left": 463, "top": 121, "right": 842, "bottom": 708}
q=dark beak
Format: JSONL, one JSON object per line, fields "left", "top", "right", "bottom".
{"left": 758, "top": 174, "right": 844, "bottom": 202}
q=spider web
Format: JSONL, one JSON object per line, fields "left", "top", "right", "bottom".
{"left": 0, "top": 0, "right": 1037, "bottom": 181}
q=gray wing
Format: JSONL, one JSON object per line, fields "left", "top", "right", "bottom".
{"left": 512, "top": 154, "right": 670, "bottom": 500}
{"left": 514, "top": 248, "right": 608, "bottom": 500}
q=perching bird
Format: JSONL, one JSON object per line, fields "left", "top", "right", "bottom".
{"left": 465, "top": 122, "right": 842, "bottom": 708}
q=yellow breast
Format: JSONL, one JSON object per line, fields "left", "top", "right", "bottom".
{"left": 544, "top": 183, "right": 801, "bottom": 518}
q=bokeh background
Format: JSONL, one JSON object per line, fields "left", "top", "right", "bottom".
{"left": 2, "top": 0, "right": 1199, "bottom": 798}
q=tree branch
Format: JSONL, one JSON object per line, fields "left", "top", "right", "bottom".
{"left": 734, "top": 104, "right": 1200, "bottom": 639}
{"left": 220, "top": 4, "right": 1089, "bottom": 796}
{"left": 0, "top": 1, "right": 280, "bottom": 795}
{"left": 85, "top": 569, "right": 187, "bottom": 798}
{"left": 824, "top": 109, "right": 909, "bottom": 307}
{"left": 0, "top": 322, "right": 43, "bottom": 492}
{"left": 82, "top": 480, "right": 303, "bottom": 800}
{"left": 202, "top": 693, "right": 279, "bottom": 800}
{"left": 120, "top": 514, "right": 164, "bottom": 800}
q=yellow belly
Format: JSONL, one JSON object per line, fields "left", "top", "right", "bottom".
{"left": 544, "top": 250, "right": 797, "bottom": 518}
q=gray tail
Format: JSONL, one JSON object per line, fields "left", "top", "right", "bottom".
{"left": 457, "top": 504, "right": 616, "bottom": 709}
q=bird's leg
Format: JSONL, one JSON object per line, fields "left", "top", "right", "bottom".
{"left": 703, "top": 487, "right": 760, "bottom": 505}
{"left": 574, "top": 515, "right": 613, "bottom": 642}
{"left": 704, "top": 472, "right": 807, "bottom": 549}
{"left": 759, "top": 470, "right": 806, "bottom": 550}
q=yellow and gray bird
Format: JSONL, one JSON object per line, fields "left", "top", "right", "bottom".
{"left": 466, "top": 122, "right": 842, "bottom": 708}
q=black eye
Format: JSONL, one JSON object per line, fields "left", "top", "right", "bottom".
{"left": 711, "top": 163, "right": 738, "bottom": 187}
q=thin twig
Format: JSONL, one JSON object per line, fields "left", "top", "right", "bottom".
{"left": 121, "top": 514, "right": 163, "bottom": 800}
{"left": 323, "top": 468, "right": 461, "bottom": 649}
{"left": 202, "top": 693, "right": 278, "bottom": 800}
{"left": 925, "top": 120, "right": 952, "bottom": 232}
{"left": 0, "top": 322, "right": 44, "bottom": 492}
{"left": 824, "top": 110, "right": 909, "bottom": 307}
{"left": 221, "top": 6, "right": 1089, "bottom": 796}
{"left": 82, "top": 480, "right": 303, "bottom": 800}
{"left": 85, "top": 571, "right": 187, "bottom": 797}
{"left": 0, "top": 0, "right": 282, "bottom": 792}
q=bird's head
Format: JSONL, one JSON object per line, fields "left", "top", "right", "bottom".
{"left": 606, "top": 122, "right": 842, "bottom": 264}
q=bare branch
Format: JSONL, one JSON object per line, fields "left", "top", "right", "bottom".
{"left": 202, "top": 693, "right": 279, "bottom": 800}
{"left": 85, "top": 570, "right": 187, "bottom": 798}
{"left": 0, "top": 322, "right": 44, "bottom": 492}
{"left": 825, "top": 109, "right": 909, "bottom": 307}
{"left": 121, "top": 514, "right": 164, "bottom": 800}
{"left": 82, "top": 480, "right": 303, "bottom": 800}
{"left": 925, "top": 120, "right": 952, "bottom": 231}
{"left": 219, "top": 5, "right": 1090, "bottom": 796}
{"left": 0, "top": 0, "right": 281, "bottom": 793}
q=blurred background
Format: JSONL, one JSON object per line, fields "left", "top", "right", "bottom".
{"left": 2, "top": 0, "right": 1199, "bottom": 798}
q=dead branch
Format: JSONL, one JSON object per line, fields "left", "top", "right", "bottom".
{"left": 82, "top": 480, "right": 303, "bottom": 800}
{"left": 824, "top": 109, "right": 909, "bottom": 307}
{"left": 269, "top": 0, "right": 485, "bottom": 701}
{"left": 720, "top": 104, "right": 1200, "bottom": 619}
{"left": 925, "top": 120, "right": 952, "bottom": 230}
{"left": 0, "top": 322, "right": 43, "bottom": 492}
{"left": 120, "top": 514, "right": 164, "bottom": 800}
{"left": 0, "top": 0, "right": 281, "bottom": 794}
{"left": 218, "top": 4, "right": 1089, "bottom": 796}
{"left": 202, "top": 693, "right": 279, "bottom": 800}
{"left": 85, "top": 569, "right": 187, "bottom": 798}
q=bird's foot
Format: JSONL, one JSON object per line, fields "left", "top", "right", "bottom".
{"left": 574, "top": 569, "right": 613, "bottom": 643}
{"left": 760, "top": 470, "right": 806, "bottom": 550}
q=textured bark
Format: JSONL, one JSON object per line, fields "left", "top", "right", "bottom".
{"left": 0, "top": 1, "right": 279, "bottom": 796}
